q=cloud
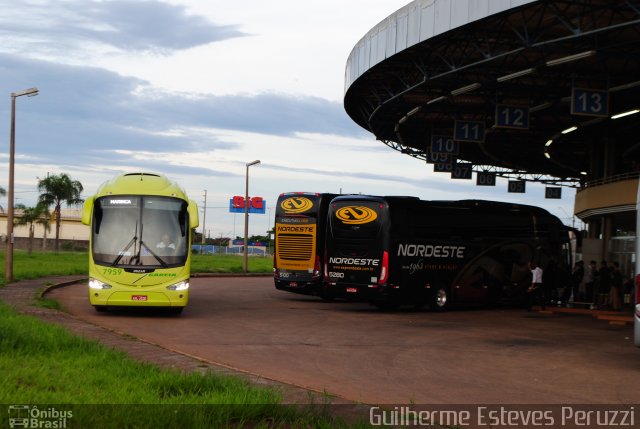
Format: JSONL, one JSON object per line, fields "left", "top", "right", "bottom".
{"left": 0, "top": 0, "right": 247, "bottom": 55}
{"left": 0, "top": 55, "right": 365, "bottom": 170}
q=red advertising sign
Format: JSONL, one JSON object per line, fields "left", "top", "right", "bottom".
{"left": 230, "top": 196, "right": 266, "bottom": 213}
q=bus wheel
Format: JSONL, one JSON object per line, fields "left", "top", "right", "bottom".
{"left": 93, "top": 305, "right": 107, "bottom": 312}
{"left": 169, "top": 307, "right": 184, "bottom": 315}
{"left": 430, "top": 287, "right": 449, "bottom": 311}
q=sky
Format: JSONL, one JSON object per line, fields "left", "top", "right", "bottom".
{"left": 0, "top": 0, "right": 577, "bottom": 239}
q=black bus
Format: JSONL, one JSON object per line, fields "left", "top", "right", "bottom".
{"left": 322, "top": 195, "right": 572, "bottom": 309}
{"left": 274, "top": 192, "right": 337, "bottom": 296}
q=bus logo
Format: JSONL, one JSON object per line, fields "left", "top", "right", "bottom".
{"left": 335, "top": 206, "right": 378, "bottom": 224}
{"left": 281, "top": 197, "right": 313, "bottom": 214}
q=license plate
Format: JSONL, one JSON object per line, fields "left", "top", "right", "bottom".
{"left": 346, "top": 287, "right": 358, "bottom": 293}
{"left": 289, "top": 282, "right": 298, "bottom": 287}
{"left": 131, "top": 295, "right": 148, "bottom": 301}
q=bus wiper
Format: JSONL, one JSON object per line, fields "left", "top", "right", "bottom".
{"left": 112, "top": 223, "right": 138, "bottom": 266}
{"left": 131, "top": 221, "right": 144, "bottom": 265}
{"left": 139, "top": 241, "right": 169, "bottom": 268}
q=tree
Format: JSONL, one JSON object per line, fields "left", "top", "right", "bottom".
{"left": 37, "top": 173, "right": 84, "bottom": 251}
{"left": 14, "top": 203, "right": 50, "bottom": 255}
{"left": 0, "top": 186, "right": 6, "bottom": 214}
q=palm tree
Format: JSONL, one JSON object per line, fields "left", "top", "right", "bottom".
{"left": 14, "top": 203, "right": 51, "bottom": 255}
{"left": 37, "top": 174, "right": 84, "bottom": 251}
{"left": 0, "top": 186, "right": 6, "bottom": 214}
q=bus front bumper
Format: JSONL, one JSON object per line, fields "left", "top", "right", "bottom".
{"left": 274, "top": 278, "right": 319, "bottom": 295}
{"left": 321, "top": 283, "right": 389, "bottom": 302}
{"left": 89, "top": 289, "right": 189, "bottom": 308}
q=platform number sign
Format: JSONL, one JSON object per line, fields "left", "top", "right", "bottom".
{"left": 476, "top": 171, "right": 496, "bottom": 186}
{"left": 508, "top": 180, "right": 526, "bottom": 193}
{"left": 454, "top": 121, "right": 485, "bottom": 142}
{"left": 426, "top": 152, "right": 451, "bottom": 164}
{"left": 495, "top": 105, "right": 529, "bottom": 129}
{"left": 545, "top": 187, "right": 562, "bottom": 199}
{"left": 451, "top": 162, "right": 473, "bottom": 180}
{"left": 430, "top": 135, "right": 459, "bottom": 155}
{"left": 434, "top": 162, "right": 453, "bottom": 173}
{"left": 571, "top": 88, "right": 609, "bottom": 117}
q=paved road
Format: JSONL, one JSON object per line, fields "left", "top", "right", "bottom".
{"left": 48, "top": 276, "right": 639, "bottom": 405}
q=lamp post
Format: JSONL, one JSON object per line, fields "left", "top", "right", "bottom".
{"left": 243, "top": 160, "right": 260, "bottom": 272}
{"left": 201, "top": 189, "right": 207, "bottom": 245}
{"left": 6, "top": 87, "right": 39, "bottom": 283}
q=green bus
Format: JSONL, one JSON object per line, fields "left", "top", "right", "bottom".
{"left": 81, "top": 172, "right": 199, "bottom": 314}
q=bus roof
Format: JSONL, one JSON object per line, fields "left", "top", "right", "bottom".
{"left": 330, "top": 195, "right": 556, "bottom": 217}
{"left": 92, "top": 172, "right": 189, "bottom": 200}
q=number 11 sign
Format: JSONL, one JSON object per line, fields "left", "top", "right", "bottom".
{"left": 454, "top": 121, "right": 485, "bottom": 142}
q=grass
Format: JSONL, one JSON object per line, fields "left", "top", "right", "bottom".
{"left": 0, "top": 301, "right": 362, "bottom": 428}
{"left": 0, "top": 250, "right": 272, "bottom": 287}
{"left": 190, "top": 253, "right": 272, "bottom": 274}
{"left": 0, "top": 251, "right": 88, "bottom": 287}
{"left": 0, "top": 251, "right": 368, "bottom": 427}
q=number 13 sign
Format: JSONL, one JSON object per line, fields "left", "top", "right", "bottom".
{"left": 571, "top": 88, "right": 609, "bottom": 117}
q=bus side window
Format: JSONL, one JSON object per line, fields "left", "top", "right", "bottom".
{"left": 179, "top": 203, "right": 187, "bottom": 236}
{"left": 94, "top": 201, "right": 103, "bottom": 234}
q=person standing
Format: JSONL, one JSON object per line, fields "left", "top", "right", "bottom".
{"left": 585, "top": 260, "right": 597, "bottom": 304}
{"left": 527, "top": 261, "right": 545, "bottom": 310}
{"left": 598, "top": 260, "right": 611, "bottom": 308}
{"left": 566, "top": 260, "right": 584, "bottom": 304}
{"left": 609, "top": 262, "right": 622, "bottom": 311}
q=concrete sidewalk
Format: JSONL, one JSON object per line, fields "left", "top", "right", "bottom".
{"left": 0, "top": 276, "right": 353, "bottom": 406}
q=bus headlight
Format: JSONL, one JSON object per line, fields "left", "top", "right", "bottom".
{"left": 166, "top": 280, "right": 189, "bottom": 291}
{"left": 89, "top": 278, "right": 112, "bottom": 289}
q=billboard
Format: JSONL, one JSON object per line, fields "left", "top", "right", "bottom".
{"left": 229, "top": 196, "right": 266, "bottom": 214}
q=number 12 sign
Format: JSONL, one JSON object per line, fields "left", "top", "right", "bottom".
{"left": 495, "top": 105, "right": 529, "bottom": 129}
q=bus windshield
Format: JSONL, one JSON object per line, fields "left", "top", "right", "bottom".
{"left": 92, "top": 195, "right": 189, "bottom": 268}
{"left": 329, "top": 200, "right": 384, "bottom": 242}
{"left": 325, "top": 198, "right": 387, "bottom": 285}
{"left": 274, "top": 193, "right": 323, "bottom": 272}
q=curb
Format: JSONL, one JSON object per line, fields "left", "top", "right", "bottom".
{"left": 39, "top": 277, "right": 89, "bottom": 298}
{"left": 8, "top": 275, "right": 360, "bottom": 408}
{"left": 192, "top": 272, "right": 272, "bottom": 278}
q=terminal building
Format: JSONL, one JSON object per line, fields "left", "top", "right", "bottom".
{"left": 343, "top": 0, "right": 640, "bottom": 279}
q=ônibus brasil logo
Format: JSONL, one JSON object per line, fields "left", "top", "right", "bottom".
{"left": 280, "top": 197, "right": 313, "bottom": 214}
{"left": 335, "top": 206, "right": 378, "bottom": 225}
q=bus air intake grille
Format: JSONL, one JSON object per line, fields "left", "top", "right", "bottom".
{"left": 278, "top": 234, "right": 313, "bottom": 261}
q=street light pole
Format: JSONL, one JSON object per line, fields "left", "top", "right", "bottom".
{"left": 243, "top": 160, "right": 260, "bottom": 272}
{"left": 201, "top": 190, "right": 207, "bottom": 244}
{"left": 5, "top": 87, "right": 38, "bottom": 283}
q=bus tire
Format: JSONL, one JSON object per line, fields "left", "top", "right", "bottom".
{"left": 93, "top": 305, "right": 107, "bottom": 312}
{"left": 430, "top": 286, "right": 449, "bottom": 312}
{"left": 169, "top": 307, "right": 184, "bottom": 315}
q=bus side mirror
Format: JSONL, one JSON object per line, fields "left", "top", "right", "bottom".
{"left": 188, "top": 199, "right": 199, "bottom": 229}
{"left": 82, "top": 198, "right": 94, "bottom": 225}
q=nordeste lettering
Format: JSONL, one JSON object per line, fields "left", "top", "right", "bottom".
{"left": 329, "top": 257, "right": 379, "bottom": 266}
{"left": 397, "top": 243, "right": 465, "bottom": 259}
